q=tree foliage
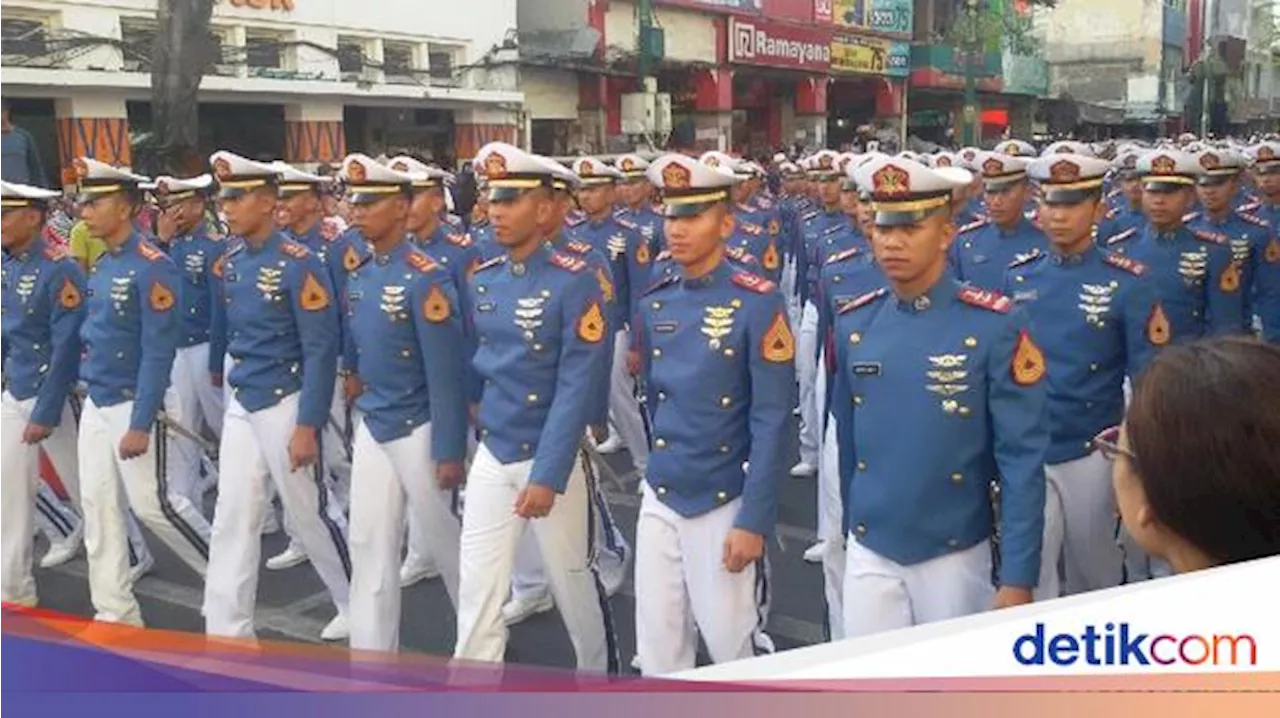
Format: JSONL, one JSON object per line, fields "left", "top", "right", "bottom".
{"left": 943, "top": 0, "right": 1056, "bottom": 56}
{"left": 151, "top": 0, "right": 216, "bottom": 174}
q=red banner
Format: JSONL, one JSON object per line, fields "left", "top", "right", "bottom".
{"left": 727, "top": 16, "right": 833, "bottom": 71}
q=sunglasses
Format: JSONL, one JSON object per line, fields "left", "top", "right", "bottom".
{"left": 1091, "top": 425, "right": 1137, "bottom": 463}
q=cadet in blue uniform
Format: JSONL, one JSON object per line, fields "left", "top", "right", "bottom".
{"left": 1006, "top": 154, "right": 1163, "bottom": 599}
{"left": 1245, "top": 142, "right": 1280, "bottom": 342}
{"left": 1101, "top": 150, "right": 1246, "bottom": 342}
{"left": 1095, "top": 149, "right": 1146, "bottom": 243}
{"left": 613, "top": 153, "right": 663, "bottom": 262}
{"left": 73, "top": 159, "right": 212, "bottom": 625}
{"left": 151, "top": 174, "right": 224, "bottom": 506}
{"left": 337, "top": 154, "right": 467, "bottom": 651}
{"left": 565, "top": 157, "right": 649, "bottom": 477}
{"left": 951, "top": 152, "right": 1049, "bottom": 290}
{"left": 1186, "top": 147, "right": 1272, "bottom": 335}
{"left": 631, "top": 153, "right": 793, "bottom": 675}
{"left": 469, "top": 176, "right": 500, "bottom": 260}
{"left": 264, "top": 162, "right": 358, "bottom": 571}
{"left": 703, "top": 152, "right": 783, "bottom": 284}
{"left": 834, "top": 155, "right": 1048, "bottom": 635}
{"left": 203, "top": 152, "right": 351, "bottom": 642}
{"left": 454, "top": 142, "right": 616, "bottom": 672}
{"left": 1, "top": 181, "right": 87, "bottom": 605}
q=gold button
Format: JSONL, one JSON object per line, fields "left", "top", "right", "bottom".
{"left": 730, "top": 298, "right": 742, "bottom": 308}
{"left": 856, "top": 460, "right": 867, "bottom": 471}
{"left": 652, "top": 348, "right": 662, "bottom": 358}
{"left": 401, "top": 348, "right": 411, "bottom": 358}
{"left": 116, "top": 350, "right": 125, "bottom": 359}
{"left": 853, "top": 395, "right": 863, "bottom": 406}
{"left": 476, "top": 285, "right": 486, "bottom": 294}
{"left": 656, "top": 485, "right": 667, "bottom": 495}
{"left": 657, "top": 391, "right": 666, "bottom": 401}
{"left": 716, "top": 491, "right": 728, "bottom": 502}
{"left": 520, "top": 442, "right": 531, "bottom": 452}
{"left": 964, "top": 336, "right": 977, "bottom": 348}
{"left": 719, "top": 395, "right": 732, "bottom": 408}
{"left": 1015, "top": 275, "right": 1024, "bottom": 283}
{"left": 38, "top": 363, "right": 48, "bottom": 374}
{"left": 533, "top": 343, "right": 544, "bottom": 351}
{"left": 958, "top": 406, "right": 971, "bottom": 417}
{"left": 950, "top": 472, "right": 963, "bottom": 484}
{"left": 849, "top": 332, "right": 861, "bottom": 344}
{"left": 718, "top": 444, "right": 730, "bottom": 453}
{"left": 655, "top": 437, "right": 667, "bottom": 448}
{"left": 947, "top": 538, "right": 960, "bottom": 548}
{"left": 480, "top": 428, "right": 489, "bottom": 437}
{"left": 854, "top": 523, "right": 867, "bottom": 536}
{"left": 274, "top": 388, "right": 284, "bottom": 396}
{"left": 724, "top": 347, "right": 736, "bottom": 357}
{"left": 527, "top": 393, "right": 538, "bottom": 403}
{"left": 1089, "top": 363, "right": 1099, "bottom": 371}
{"left": 405, "top": 418, "right": 413, "bottom": 425}
{"left": 651, "top": 301, "right": 662, "bottom": 310}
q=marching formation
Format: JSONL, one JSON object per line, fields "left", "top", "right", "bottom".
{"left": 3, "top": 131, "right": 1278, "bottom": 674}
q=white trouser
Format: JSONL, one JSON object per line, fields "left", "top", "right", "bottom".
{"left": 324, "top": 375, "right": 353, "bottom": 512}
{"left": 1035, "top": 451, "right": 1125, "bottom": 601}
{"left": 14, "top": 395, "right": 152, "bottom": 570}
{"left": 2, "top": 392, "right": 75, "bottom": 604}
{"left": 166, "top": 342, "right": 225, "bottom": 505}
{"left": 609, "top": 329, "right": 649, "bottom": 473}
{"left": 634, "top": 485, "right": 759, "bottom": 675}
{"left": 782, "top": 258, "right": 801, "bottom": 328}
{"left": 843, "top": 537, "right": 994, "bottom": 638}
{"left": 349, "top": 421, "right": 460, "bottom": 651}
{"left": 795, "top": 301, "right": 820, "bottom": 467}
{"left": 455, "top": 443, "right": 615, "bottom": 672}
{"left": 402, "top": 424, "right": 468, "bottom": 573}
{"left": 203, "top": 392, "right": 350, "bottom": 638}
{"left": 818, "top": 416, "right": 845, "bottom": 640}
{"left": 79, "top": 394, "right": 211, "bottom": 624}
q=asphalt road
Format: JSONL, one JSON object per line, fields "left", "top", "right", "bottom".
{"left": 32, "top": 428, "right": 827, "bottom": 672}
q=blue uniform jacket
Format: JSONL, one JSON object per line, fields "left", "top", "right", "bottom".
{"left": 416, "top": 223, "right": 482, "bottom": 405}
{"left": 289, "top": 222, "right": 364, "bottom": 374}
{"left": 565, "top": 214, "right": 635, "bottom": 326}
{"left": 2, "top": 238, "right": 86, "bottom": 427}
{"left": 547, "top": 232, "right": 616, "bottom": 427}
{"left": 470, "top": 221, "right": 501, "bottom": 262}
{"left": 1185, "top": 209, "right": 1273, "bottom": 333}
{"left": 1243, "top": 201, "right": 1280, "bottom": 342}
{"left": 635, "top": 262, "right": 795, "bottom": 536}
{"left": 729, "top": 209, "right": 783, "bottom": 283}
{"left": 209, "top": 233, "right": 339, "bottom": 429}
{"left": 831, "top": 279, "right": 1048, "bottom": 588}
{"left": 1095, "top": 204, "right": 1145, "bottom": 247}
{"left": 469, "top": 244, "right": 609, "bottom": 492}
{"left": 167, "top": 221, "right": 222, "bottom": 348}
{"left": 1103, "top": 222, "right": 1245, "bottom": 341}
{"left": 950, "top": 217, "right": 1050, "bottom": 290}
{"left": 346, "top": 240, "right": 468, "bottom": 461}
{"left": 79, "top": 231, "right": 181, "bottom": 431}
{"left": 1005, "top": 248, "right": 1162, "bottom": 464}
{"left": 615, "top": 204, "right": 663, "bottom": 268}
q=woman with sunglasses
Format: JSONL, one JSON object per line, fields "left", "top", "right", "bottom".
{"left": 1097, "top": 337, "right": 1280, "bottom": 575}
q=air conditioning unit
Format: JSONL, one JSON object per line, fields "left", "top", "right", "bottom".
{"left": 122, "top": 59, "right": 144, "bottom": 72}
{"left": 620, "top": 92, "right": 672, "bottom": 135}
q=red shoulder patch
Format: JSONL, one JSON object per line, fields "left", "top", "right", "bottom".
{"left": 957, "top": 286, "right": 1013, "bottom": 313}
{"left": 837, "top": 287, "right": 888, "bottom": 314}
{"left": 406, "top": 252, "right": 440, "bottom": 273}
{"left": 446, "top": 232, "right": 473, "bottom": 248}
{"left": 725, "top": 246, "right": 758, "bottom": 265}
{"left": 548, "top": 251, "right": 586, "bottom": 273}
{"left": 565, "top": 239, "right": 593, "bottom": 255}
{"left": 730, "top": 271, "right": 776, "bottom": 294}
{"left": 1191, "top": 228, "right": 1228, "bottom": 246}
{"left": 1102, "top": 252, "right": 1147, "bottom": 276}
{"left": 279, "top": 241, "right": 312, "bottom": 259}
{"left": 958, "top": 218, "right": 990, "bottom": 234}
{"left": 136, "top": 242, "right": 164, "bottom": 262}
{"left": 740, "top": 222, "right": 763, "bottom": 236}
{"left": 1237, "top": 211, "right": 1270, "bottom": 228}
{"left": 654, "top": 249, "right": 671, "bottom": 262}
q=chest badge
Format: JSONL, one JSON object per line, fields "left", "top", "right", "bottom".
{"left": 380, "top": 285, "right": 408, "bottom": 320}
{"left": 15, "top": 273, "right": 37, "bottom": 303}
{"left": 1078, "top": 283, "right": 1116, "bottom": 327}
{"left": 110, "top": 276, "right": 131, "bottom": 306}
{"left": 183, "top": 251, "right": 205, "bottom": 276}
{"left": 1177, "top": 250, "right": 1208, "bottom": 285}
{"left": 926, "top": 354, "right": 971, "bottom": 414}
{"left": 701, "top": 304, "right": 737, "bottom": 351}
{"left": 514, "top": 297, "right": 546, "bottom": 340}
{"left": 256, "top": 266, "right": 284, "bottom": 300}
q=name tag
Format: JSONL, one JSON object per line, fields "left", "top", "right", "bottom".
{"left": 477, "top": 301, "right": 496, "bottom": 312}
{"left": 852, "top": 362, "right": 881, "bottom": 377}
{"left": 347, "top": 290, "right": 363, "bottom": 301}
{"left": 652, "top": 321, "right": 678, "bottom": 333}
{"left": 1013, "top": 290, "right": 1037, "bottom": 302}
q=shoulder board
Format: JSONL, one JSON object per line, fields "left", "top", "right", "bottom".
{"left": 956, "top": 286, "right": 1013, "bottom": 313}
{"left": 548, "top": 251, "right": 586, "bottom": 273}
{"left": 756, "top": 196, "right": 773, "bottom": 209}
{"left": 1237, "top": 200, "right": 1262, "bottom": 213}
{"left": 136, "top": 241, "right": 165, "bottom": 262}
{"left": 445, "top": 213, "right": 463, "bottom": 226}
{"left": 615, "top": 216, "right": 638, "bottom": 231}
{"left": 725, "top": 245, "right": 758, "bottom": 264}
{"left": 730, "top": 271, "right": 775, "bottom": 294}
{"left": 473, "top": 255, "right": 506, "bottom": 274}
{"left": 43, "top": 244, "right": 68, "bottom": 261}
{"left": 1101, "top": 251, "right": 1147, "bottom": 276}
{"left": 406, "top": 252, "right": 440, "bottom": 273}
{"left": 1104, "top": 207, "right": 1119, "bottom": 220}
{"left": 655, "top": 249, "right": 671, "bottom": 262}
{"left": 1191, "top": 228, "right": 1228, "bottom": 246}
{"left": 564, "top": 214, "right": 586, "bottom": 228}
{"left": 821, "top": 223, "right": 845, "bottom": 236}
{"left": 1104, "top": 227, "right": 1138, "bottom": 246}
{"left": 740, "top": 222, "right": 763, "bottom": 236}
{"left": 1006, "top": 248, "right": 1043, "bottom": 269}
{"left": 279, "top": 240, "right": 311, "bottom": 259}
{"left": 445, "top": 232, "right": 473, "bottom": 248}
{"left": 958, "top": 218, "right": 990, "bottom": 234}
{"left": 801, "top": 211, "right": 820, "bottom": 222}
{"left": 1236, "top": 211, "right": 1270, "bottom": 228}
{"left": 565, "top": 239, "right": 593, "bottom": 255}
{"left": 826, "top": 247, "right": 861, "bottom": 264}
{"left": 642, "top": 272, "right": 680, "bottom": 296}
{"left": 612, "top": 207, "right": 628, "bottom": 217}
{"left": 224, "top": 238, "right": 246, "bottom": 257}
{"left": 1182, "top": 211, "right": 1201, "bottom": 223}
{"left": 1105, "top": 188, "right": 1121, "bottom": 199}
{"left": 837, "top": 287, "right": 889, "bottom": 315}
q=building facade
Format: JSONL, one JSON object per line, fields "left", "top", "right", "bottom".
{"left": 2, "top": 0, "right": 523, "bottom": 179}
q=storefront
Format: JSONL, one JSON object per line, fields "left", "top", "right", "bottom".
{"left": 827, "top": 31, "right": 910, "bottom": 148}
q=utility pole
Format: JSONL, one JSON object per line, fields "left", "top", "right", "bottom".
{"left": 962, "top": 0, "right": 980, "bottom": 146}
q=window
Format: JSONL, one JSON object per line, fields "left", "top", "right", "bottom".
{"left": 428, "top": 44, "right": 456, "bottom": 82}
{"left": 337, "top": 36, "right": 365, "bottom": 77}
{"left": 209, "top": 28, "right": 235, "bottom": 76}
{"left": 120, "top": 17, "right": 157, "bottom": 72}
{"left": 383, "top": 41, "right": 415, "bottom": 82}
{"left": 245, "top": 30, "right": 283, "bottom": 69}
{"left": 1, "top": 17, "right": 48, "bottom": 58}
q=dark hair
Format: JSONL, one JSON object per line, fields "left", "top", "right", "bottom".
{"left": 1126, "top": 337, "right": 1280, "bottom": 566}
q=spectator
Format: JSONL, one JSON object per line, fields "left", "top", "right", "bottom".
{"left": 67, "top": 219, "right": 107, "bottom": 273}
{"left": 1097, "top": 337, "right": 1280, "bottom": 574}
{"left": 2, "top": 98, "right": 48, "bottom": 188}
